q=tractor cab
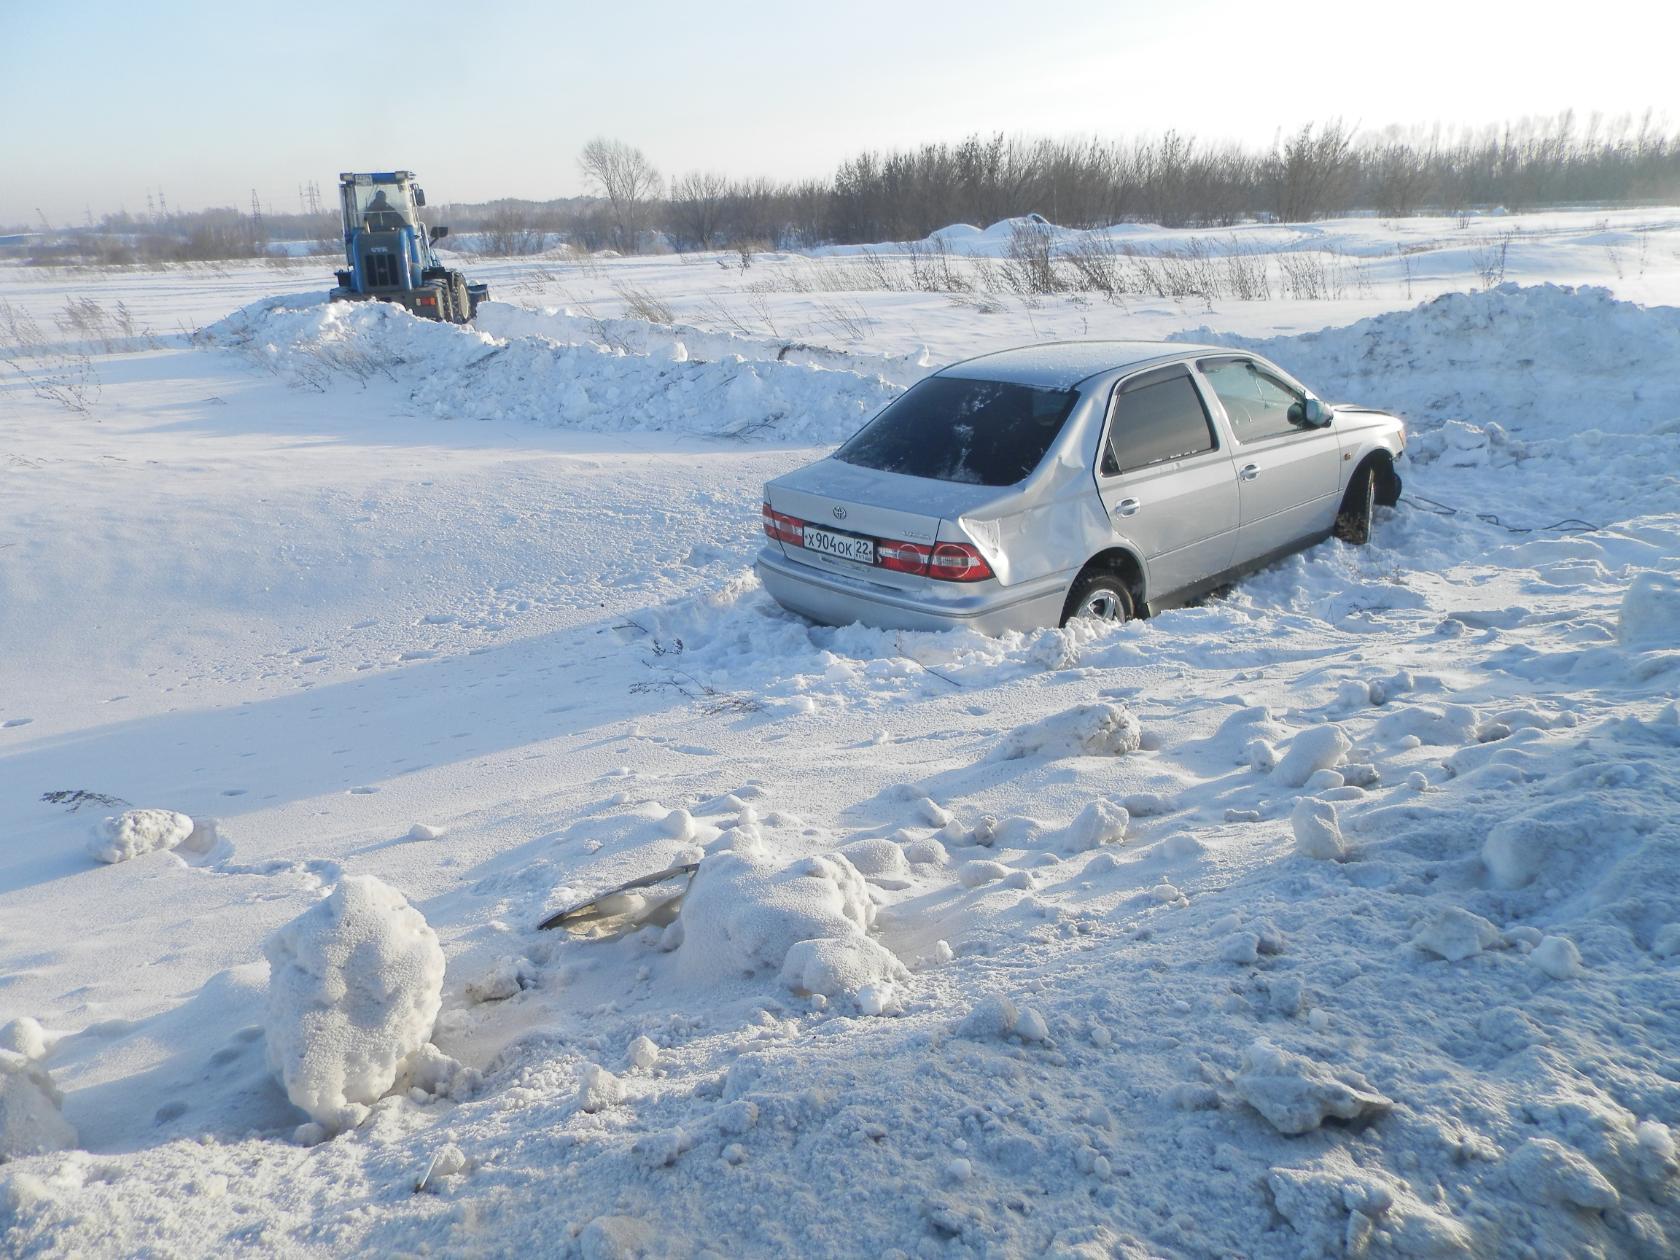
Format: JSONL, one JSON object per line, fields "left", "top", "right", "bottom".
{"left": 328, "top": 169, "right": 486, "bottom": 323}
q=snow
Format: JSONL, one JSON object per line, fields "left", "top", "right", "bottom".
{"left": 0, "top": 1057, "right": 77, "bottom": 1162}
{"left": 262, "top": 876, "right": 446, "bottom": 1133}
{"left": 3, "top": 206, "right": 1680, "bottom": 1256}
{"left": 86, "top": 809, "right": 193, "bottom": 864}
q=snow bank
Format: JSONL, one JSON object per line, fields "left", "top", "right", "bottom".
{"left": 88, "top": 808, "right": 193, "bottom": 864}
{"left": 263, "top": 875, "right": 445, "bottom": 1132}
{"left": 0, "top": 1053, "right": 77, "bottom": 1160}
{"left": 201, "top": 296, "right": 902, "bottom": 446}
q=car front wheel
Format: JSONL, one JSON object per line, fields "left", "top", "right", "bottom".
{"left": 1061, "top": 572, "right": 1134, "bottom": 627}
{"left": 1335, "top": 466, "right": 1378, "bottom": 546}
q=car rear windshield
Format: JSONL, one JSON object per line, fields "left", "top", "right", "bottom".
{"left": 834, "top": 376, "right": 1078, "bottom": 487}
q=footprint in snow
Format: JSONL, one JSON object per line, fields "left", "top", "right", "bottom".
{"left": 349, "top": 785, "right": 380, "bottom": 795}
{"left": 2, "top": 718, "right": 32, "bottom": 729}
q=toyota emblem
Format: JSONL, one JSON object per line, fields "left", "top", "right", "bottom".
{"left": 832, "top": 506, "right": 847, "bottom": 520}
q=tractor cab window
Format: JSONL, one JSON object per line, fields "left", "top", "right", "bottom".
{"left": 351, "top": 184, "right": 413, "bottom": 233}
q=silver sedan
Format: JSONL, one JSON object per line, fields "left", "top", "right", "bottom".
{"left": 756, "top": 341, "right": 1405, "bottom": 633}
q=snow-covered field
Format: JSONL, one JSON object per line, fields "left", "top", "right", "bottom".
{"left": 3, "top": 208, "right": 1679, "bottom": 1258}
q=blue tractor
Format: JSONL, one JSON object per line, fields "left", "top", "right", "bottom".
{"left": 329, "top": 171, "right": 487, "bottom": 323}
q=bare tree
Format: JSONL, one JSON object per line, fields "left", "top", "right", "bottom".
{"left": 670, "top": 170, "right": 728, "bottom": 250}
{"left": 577, "top": 138, "right": 663, "bottom": 254}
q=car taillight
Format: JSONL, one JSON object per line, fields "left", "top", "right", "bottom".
{"left": 877, "top": 540, "right": 929, "bottom": 574}
{"left": 927, "top": 542, "right": 993, "bottom": 582}
{"left": 761, "top": 502, "right": 804, "bottom": 545}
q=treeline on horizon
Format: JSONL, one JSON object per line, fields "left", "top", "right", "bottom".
{"left": 16, "top": 112, "right": 1680, "bottom": 264}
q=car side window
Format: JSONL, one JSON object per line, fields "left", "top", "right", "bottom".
{"left": 1199, "top": 360, "right": 1308, "bottom": 442}
{"left": 1100, "top": 368, "right": 1217, "bottom": 476}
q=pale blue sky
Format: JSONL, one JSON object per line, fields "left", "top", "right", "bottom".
{"left": 3, "top": 0, "right": 1674, "bottom": 223}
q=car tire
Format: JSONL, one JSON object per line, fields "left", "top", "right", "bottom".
{"left": 1060, "top": 571, "right": 1133, "bottom": 627}
{"left": 1335, "top": 465, "right": 1377, "bottom": 546}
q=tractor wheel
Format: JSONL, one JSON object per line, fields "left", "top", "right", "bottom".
{"left": 450, "top": 274, "right": 472, "bottom": 325}
{"left": 434, "top": 283, "right": 455, "bottom": 324}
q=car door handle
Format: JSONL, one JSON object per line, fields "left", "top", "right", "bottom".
{"left": 1116, "top": 498, "right": 1140, "bottom": 517}
{"left": 1239, "top": 464, "right": 1261, "bottom": 481}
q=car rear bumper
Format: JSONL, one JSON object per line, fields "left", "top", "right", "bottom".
{"left": 754, "top": 546, "right": 1065, "bottom": 635}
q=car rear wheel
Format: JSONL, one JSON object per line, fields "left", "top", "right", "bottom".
{"left": 1335, "top": 465, "right": 1377, "bottom": 546}
{"left": 1061, "top": 571, "right": 1134, "bottom": 627}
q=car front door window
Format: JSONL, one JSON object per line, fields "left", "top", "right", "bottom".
{"left": 1201, "top": 360, "right": 1309, "bottom": 442}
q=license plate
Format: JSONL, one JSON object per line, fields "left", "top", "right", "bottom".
{"left": 801, "top": 524, "right": 874, "bottom": 564}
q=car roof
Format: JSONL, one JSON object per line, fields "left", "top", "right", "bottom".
{"left": 937, "top": 340, "right": 1231, "bottom": 389}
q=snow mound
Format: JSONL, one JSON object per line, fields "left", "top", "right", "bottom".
{"left": 88, "top": 808, "right": 193, "bottom": 864}
{"left": 262, "top": 875, "right": 445, "bottom": 1132}
{"left": 995, "top": 703, "right": 1142, "bottom": 760}
{"left": 201, "top": 296, "right": 902, "bottom": 447}
{"left": 1234, "top": 1039, "right": 1393, "bottom": 1135}
{"left": 0, "top": 1053, "right": 77, "bottom": 1160}
{"left": 678, "top": 850, "right": 899, "bottom": 1006}
{"left": 1620, "top": 572, "right": 1680, "bottom": 648}
{"left": 1272, "top": 725, "right": 1351, "bottom": 788}
{"left": 1175, "top": 283, "right": 1680, "bottom": 441}
{"left": 1508, "top": 1137, "right": 1619, "bottom": 1211}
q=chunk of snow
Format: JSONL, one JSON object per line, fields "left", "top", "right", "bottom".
{"left": 995, "top": 703, "right": 1141, "bottom": 760}
{"left": 1413, "top": 907, "right": 1501, "bottom": 961}
{"left": 1015, "top": 1008, "right": 1048, "bottom": 1042}
{"left": 779, "top": 935, "right": 907, "bottom": 1009}
{"left": 1303, "top": 769, "right": 1344, "bottom": 791}
{"left": 901, "top": 835, "right": 949, "bottom": 866}
{"left": 1653, "top": 924, "right": 1680, "bottom": 958}
{"left": 406, "top": 823, "right": 443, "bottom": 841}
{"left": 0, "top": 1053, "right": 77, "bottom": 1160}
{"left": 1220, "top": 932, "right": 1261, "bottom": 964}
{"left": 1636, "top": 1120, "right": 1675, "bottom": 1162}
{"left": 1291, "top": 798, "right": 1347, "bottom": 861}
{"left": 263, "top": 875, "right": 445, "bottom": 1133}
{"left": 633, "top": 1127, "right": 691, "bottom": 1168}
{"left": 0, "top": 1018, "right": 47, "bottom": 1061}
{"left": 1508, "top": 1137, "right": 1619, "bottom": 1210}
{"left": 1619, "top": 571, "right": 1680, "bottom": 648}
{"left": 1244, "top": 739, "right": 1278, "bottom": 772}
{"left": 464, "top": 955, "right": 536, "bottom": 1003}
{"left": 1234, "top": 1039, "right": 1392, "bottom": 1135}
{"left": 1531, "top": 935, "right": 1582, "bottom": 979}
{"left": 1272, "top": 726, "right": 1351, "bottom": 788}
{"left": 916, "top": 797, "right": 952, "bottom": 827}
{"left": 958, "top": 995, "right": 1018, "bottom": 1039}
{"left": 576, "top": 1064, "right": 624, "bottom": 1113}
{"left": 88, "top": 808, "right": 194, "bottom": 864}
{"left": 1150, "top": 883, "right": 1184, "bottom": 904}
{"left": 958, "top": 860, "right": 1011, "bottom": 888}
{"left": 1121, "top": 792, "right": 1173, "bottom": 817}
{"left": 1068, "top": 799, "right": 1129, "bottom": 850}
{"left": 628, "top": 1035, "right": 660, "bottom": 1073}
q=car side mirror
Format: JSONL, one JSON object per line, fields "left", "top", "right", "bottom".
{"left": 429, "top": 225, "right": 449, "bottom": 241}
{"left": 1302, "top": 398, "right": 1331, "bottom": 426}
{"left": 414, "top": 188, "right": 426, "bottom": 207}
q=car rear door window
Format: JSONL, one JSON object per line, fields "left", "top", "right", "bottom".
{"left": 1199, "top": 360, "right": 1307, "bottom": 442}
{"left": 835, "top": 376, "right": 1078, "bottom": 487}
{"left": 1101, "top": 368, "right": 1217, "bottom": 475}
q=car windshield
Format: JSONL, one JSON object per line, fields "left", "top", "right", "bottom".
{"left": 834, "top": 376, "right": 1078, "bottom": 487}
